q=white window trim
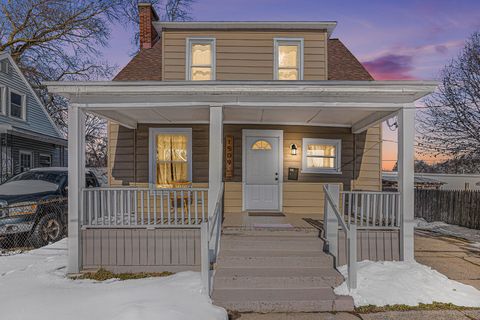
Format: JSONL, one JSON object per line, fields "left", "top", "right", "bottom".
{"left": 185, "top": 37, "right": 216, "bottom": 81}
{"left": 148, "top": 127, "right": 193, "bottom": 187}
{"left": 19, "top": 150, "right": 33, "bottom": 172}
{"left": 39, "top": 153, "right": 52, "bottom": 167}
{"left": 9, "top": 89, "right": 27, "bottom": 121}
{"left": 301, "top": 138, "right": 342, "bottom": 174}
{"left": 274, "top": 38, "right": 304, "bottom": 80}
{"left": 0, "top": 86, "right": 6, "bottom": 115}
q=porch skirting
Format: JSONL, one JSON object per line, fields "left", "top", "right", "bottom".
{"left": 336, "top": 229, "right": 401, "bottom": 266}
{"left": 82, "top": 228, "right": 201, "bottom": 273}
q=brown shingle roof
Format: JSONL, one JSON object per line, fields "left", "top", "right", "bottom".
{"left": 328, "top": 39, "right": 373, "bottom": 80}
{"left": 114, "top": 38, "right": 373, "bottom": 81}
{"left": 114, "top": 40, "right": 162, "bottom": 81}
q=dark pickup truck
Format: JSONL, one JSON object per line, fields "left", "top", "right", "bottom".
{"left": 0, "top": 167, "right": 99, "bottom": 247}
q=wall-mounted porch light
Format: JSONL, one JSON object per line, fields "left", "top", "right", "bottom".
{"left": 290, "top": 144, "right": 298, "bottom": 155}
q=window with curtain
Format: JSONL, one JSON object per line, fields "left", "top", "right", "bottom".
{"left": 188, "top": 38, "right": 215, "bottom": 81}
{"left": 275, "top": 39, "right": 303, "bottom": 80}
{"left": 302, "top": 138, "right": 341, "bottom": 173}
{"left": 155, "top": 133, "right": 190, "bottom": 187}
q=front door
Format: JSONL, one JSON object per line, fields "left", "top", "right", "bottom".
{"left": 243, "top": 130, "right": 283, "bottom": 211}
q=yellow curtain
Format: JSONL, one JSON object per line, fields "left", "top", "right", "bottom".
{"left": 156, "top": 134, "right": 188, "bottom": 186}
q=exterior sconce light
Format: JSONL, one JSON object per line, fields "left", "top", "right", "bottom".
{"left": 290, "top": 144, "right": 297, "bottom": 155}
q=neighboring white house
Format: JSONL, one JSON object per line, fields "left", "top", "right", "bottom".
{"left": 416, "top": 173, "right": 480, "bottom": 191}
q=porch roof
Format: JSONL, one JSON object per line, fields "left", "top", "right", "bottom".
{"left": 45, "top": 80, "right": 437, "bottom": 132}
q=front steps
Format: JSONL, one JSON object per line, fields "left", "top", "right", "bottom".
{"left": 212, "top": 228, "right": 354, "bottom": 313}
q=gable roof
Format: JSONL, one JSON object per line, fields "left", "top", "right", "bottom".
{"left": 328, "top": 39, "right": 373, "bottom": 80}
{"left": 0, "top": 52, "right": 64, "bottom": 139}
{"left": 113, "top": 38, "right": 372, "bottom": 81}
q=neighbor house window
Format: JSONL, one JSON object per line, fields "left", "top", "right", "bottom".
{"left": 302, "top": 138, "right": 341, "bottom": 174}
{"left": 274, "top": 38, "right": 304, "bottom": 80}
{"left": 9, "top": 90, "right": 26, "bottom": 120}
{"left": 149, "top": 128, "right": 192, "bottom": 187}
{"left": 39, "top": 154, "right": 52, "bottom": 167}
{"left": 186, "top": 38, "right": 215, "bottom": 81}
{"left": 0, "top": 60, "right": 8, "bottom": 74}
{"left": 19, "top": 150, "right": 33, "bottom": 172}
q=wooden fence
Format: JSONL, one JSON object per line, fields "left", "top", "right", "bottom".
{"left": 415, "top": 189, "right": 480, "bottom": 230}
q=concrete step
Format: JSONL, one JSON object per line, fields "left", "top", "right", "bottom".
{"left": 220, "top": 238, "right": 324, "bottom": 251}
{"left": 212, "top": 288, "right": 354, "bottom": 312}
{"left": 222, "top": 228, "right": 319, "bottom": 237}
{"left": 217, "top": 251, "right": 333, "bottom": 268}
{"left": 213, "top": 267, "right": 344, "bottom": 289}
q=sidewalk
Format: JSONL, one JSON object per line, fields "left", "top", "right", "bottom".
{"left": 237, "top": 309, "right": 480, "bottom": 319}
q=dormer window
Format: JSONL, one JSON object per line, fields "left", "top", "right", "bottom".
{"left": 274, "top": 38, "right": 304, "bottom": 80}
{"left": 186, "top": 38, "right": 216, "bottom": 81}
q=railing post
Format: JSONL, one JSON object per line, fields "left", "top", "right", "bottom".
{"left": 324, "top": 184, "right": 340, "bottom": 260}
{"left": 348, "top": 224, "right": 357, "bottom": 290}
{"left": 201, "top": 222, "right": 210, "bottom": 294}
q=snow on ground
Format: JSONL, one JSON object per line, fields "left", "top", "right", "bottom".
{"left": 415, "top": 218, "right": 480, "bottom": 243}
{"left": 0, "top": 239, "right": 227, "bottom": 320}
{"left": 335, "top": 260, "right": 480, "bottom": 307}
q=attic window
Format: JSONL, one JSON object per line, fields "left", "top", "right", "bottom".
{"left": 186, "top": 38, "right": 215, "bottom": 81}
{"left": 274, "top": 38, "right": 304, "bottom": 80}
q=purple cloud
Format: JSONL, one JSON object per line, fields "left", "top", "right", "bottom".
{"left": 363, "top": 54, "right": 415, "bottom": 80}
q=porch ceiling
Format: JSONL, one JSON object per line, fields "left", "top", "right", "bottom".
{"left": 45, "top": 80, "right": 437, "bottom": 131}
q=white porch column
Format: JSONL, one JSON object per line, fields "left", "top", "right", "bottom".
{"left": 398, "top": 105, "right": 415, "bottom": 261}
{"left": 67, "top": 104, "right": 86, "bottom": 274}
{"left": 208, "top": 106, "right": 223, "bottom": 217}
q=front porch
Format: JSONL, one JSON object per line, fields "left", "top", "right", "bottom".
{"left": 46, "top": 80, "right": 436, "bottom": 297}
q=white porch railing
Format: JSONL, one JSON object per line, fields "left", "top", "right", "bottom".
{"left": 201, "top": 183, "right": 224, "bottom": 295}
{"left": 82, "top": 187, "right": 208, "bottom": 227}
{"left": 323, "top": 185, "right": 402, "bottom": 290}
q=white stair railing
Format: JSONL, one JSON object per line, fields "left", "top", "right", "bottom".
{"left": 324, "top": 185, "right": 357, "bottom": 289}
{"left": 201, "top": 183, "right": 224, "bottom": 295}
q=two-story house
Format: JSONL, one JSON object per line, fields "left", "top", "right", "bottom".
{"left": 0, "top": 52, "right": 66, "bottom": 182}
{"left": 46, "top": 3, "right": 437, "bottom": 313}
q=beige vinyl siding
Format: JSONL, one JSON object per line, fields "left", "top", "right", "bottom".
{"left": 162, "top": 30, "right": 327, "bottom": 80}
{"left": 108, "top": 122, "right": 209, "bottom": 186}
{"left": 352, "top": 126, "right": 382, "bottom": 191}
{"left": 224, "top": 181, "right": 343, "bottom": 217}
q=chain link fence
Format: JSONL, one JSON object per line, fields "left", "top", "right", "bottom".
{"left": 0, "top": 197, "right": 68, "bottom": 254}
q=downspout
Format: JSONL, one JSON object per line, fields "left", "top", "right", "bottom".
{"left": 134, "top": 128, "right": 137, "bottom": 186}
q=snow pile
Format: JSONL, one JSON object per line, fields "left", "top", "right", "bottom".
{"left": 0, "top": 239, "right": 227, "bottom": 320}
{"left": 335, "top": 260, "right": 480, "bottom": 307}
{"left": 415, "top": 218, "right": 480, "bottom": 243}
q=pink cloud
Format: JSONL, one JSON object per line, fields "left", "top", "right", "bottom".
{"left": 363, "top": 54, "right": 415, "bottom": 80}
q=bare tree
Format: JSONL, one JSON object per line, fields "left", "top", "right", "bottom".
{"left": 418, "top": 32, "right": 480, "bottom": 161}
{"left": 0, "top": 0, "right": 196, "bottom": 167}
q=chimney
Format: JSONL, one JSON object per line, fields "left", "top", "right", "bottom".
{"left": 138, "top": 3, "right": 159, "bottom": 49}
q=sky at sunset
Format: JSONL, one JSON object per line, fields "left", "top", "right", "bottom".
{"left": 103, "top": 0, "right": 480, "bottom": 171}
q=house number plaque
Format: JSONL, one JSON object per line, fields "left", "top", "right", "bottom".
{"left": 225, "top": 135, "right": 234, "bottom": 179}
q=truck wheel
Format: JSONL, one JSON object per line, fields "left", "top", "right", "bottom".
{"left": 30, "top": 213, "right": 63, "bottom": 248}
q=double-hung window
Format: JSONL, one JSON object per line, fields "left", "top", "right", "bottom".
{"left": 274, "top": 38, "right": 304, "bottom": 80}
{"left": 39, "top": 154, "right": 52, "bottom": 167}
{"left": 186, "top": 38, "right": 215, "bottom": 81}
{"left": 302, "top": 138, "right": 341, "bottom": 174}
{"left": 9, "top": 90, "right": 26, "bottom": 120}
{"left": 149, "top": 128, "right": 192, "bottom": 187}
{"left": 19, "top": 150, "right": 33, "bottom": 173}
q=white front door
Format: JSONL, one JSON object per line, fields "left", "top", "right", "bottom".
{"left": 243, "top": 130, "right": 283, "bottom": 211}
